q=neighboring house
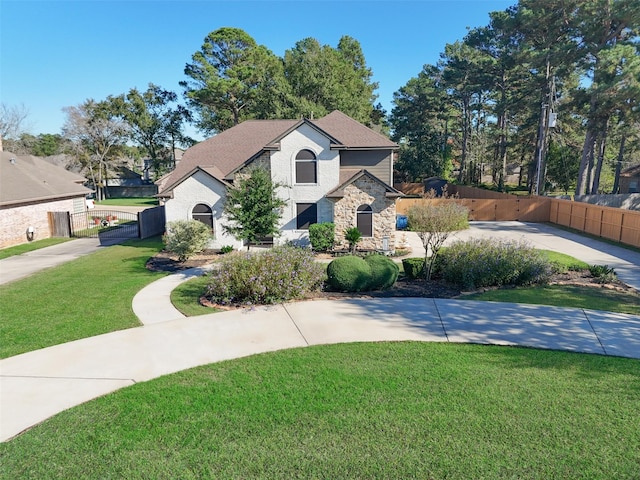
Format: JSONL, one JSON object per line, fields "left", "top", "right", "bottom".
{"left": 0, "top": 151, "right": 92, "bottom": 248}
{"left": 157, "top": 110, "right": 403, "bottom": 251}
{"left": 620, "top": 164, "right": 640, "bottom": 193}
{"left": 106, "top": 165, "right": 158, "bottom": 198}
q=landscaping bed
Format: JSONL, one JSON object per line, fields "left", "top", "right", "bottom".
{"left": 146, "top": 248, "right": 638, "bottom": 304}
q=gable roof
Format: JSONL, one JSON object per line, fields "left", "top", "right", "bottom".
{"left": 313, "top": 110, "right": 397, "bottom": 150}
{"left": 156, "top": 166, "right": 230, "bottom": 199}
{"left": 326, "top": 169, "right": 404, "bottom": 199}
{"left": 0, "top": 151, "right": 91, "bottom": 207}
{"left": 157, "top": 111, "right": 398, "bottom": 195}
{"left": 621, "top": 163, "right": 640, "bottom": 177}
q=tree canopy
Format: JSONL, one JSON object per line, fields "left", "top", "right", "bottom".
{"left": 182, "top": 28, "right": 382, "bottom": 134}
{"left": 390, "top": 0, "right": 640, "bottom": 195}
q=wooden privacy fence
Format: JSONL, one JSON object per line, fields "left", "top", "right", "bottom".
{"left": 396, "top": 197, "right": 551, "bottom": 222}
{"left": 396, "top": 197, "right": 640, "bottom": 248}
{"left": 550, "top": 199, "right": 640, "bottom": 247}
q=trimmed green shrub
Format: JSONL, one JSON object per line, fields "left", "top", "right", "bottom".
{"left": 402, "top": 257, "right": 426, "bottom": 280}
{"left": 163, "top": 220, "right": 212, "bottom": 262}
{"left": 326, "top": 256, "right": 372, "bottom": 292}
{"left": 309, "top": 222, "right": 335, "bottom": 252}
{"left": 206, "top": 245, "right": 325, "bottom": 305}
{"left": 438, "top": 237, "right": 552, "bottom": 290}
{"left": 365, "top": 255, "right": 399, "bottom": 290}
{"left": 220, "top": 245, "right": 234, "bottom": 254}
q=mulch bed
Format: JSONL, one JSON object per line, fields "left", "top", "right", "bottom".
{"left": 146, "top": 249, "right": 638, "bottom": 304}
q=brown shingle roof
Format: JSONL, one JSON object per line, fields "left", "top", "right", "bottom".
{"left": 157, "top": 111, "right": 398, "bottom": 195}
{"left": 168, "top": 119, "right": 300, "bottom": 183}
{"left": 313, "top": 110, "right": 398, "bottom": 149}
{"left": 621, "top": 164, "right": 640, "bottom": 177}
{"left": 0, "top": 151, "right": 91, "bottom": 207}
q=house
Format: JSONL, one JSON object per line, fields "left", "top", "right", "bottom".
{"left": 157, "top": 110, "right": 403, "bottom": 251}
{"left": 0, "top": 151, "right": 92, "bottom": 248}
{"left": 105, "top": 165, "right": 158, "bottom": 198}
{"left": 620, "top": 164, "right": 640, "bottom": 194}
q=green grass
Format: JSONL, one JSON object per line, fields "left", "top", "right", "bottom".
{"left": 170, "top": 275, "right": 222, "bottom": 316}
{"left": 0, "top": 238, "right": 166, "bottom": 359}
{"left": 465, "top": 285, "right": 640, "bottom": 315}
{"left": 1, "top": 342, "right": 638, "bottom": 479}
{"left": 0, "top": 237, "right": 73, "bottom": 260}
{"left": 96, "top": 197, "right": 158, "bottom": 207}
{"left": 541, "top": 250, "right": 589, "bottom": 271}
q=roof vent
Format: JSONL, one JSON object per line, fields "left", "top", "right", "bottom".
{"left": 9, "top": 157, "right": 16, "bottom": 164}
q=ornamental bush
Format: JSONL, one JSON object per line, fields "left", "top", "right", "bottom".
{"left": 309, "top": 222, "right": 335, "bottom": 252}
{"left": 402, "top": 257, "right": 426, "bottom": 280}
{"left": 438, "top": 237, "right": 552, "bottom": 290}
{"left": 163, "top": 220, "right": 212, "bottom": 262}
{"left": 365, "top": 254, "right": 399, "bottom": 290}
{"left": 326, "top": 256, "right": 372, "bottom": 292}
{"left": 206, "top": 245, "right": 325, "bottom": 305}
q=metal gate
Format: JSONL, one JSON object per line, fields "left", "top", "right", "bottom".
{"left": 69, "top": 210, "right": 140, "bottom": 239}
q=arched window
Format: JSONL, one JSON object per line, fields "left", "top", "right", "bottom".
{"left": 356, "top": 204, "right": 373, "bottom": 237}
{"left": 192, "top": 203, "right": 214, "bottom": 231}
{"left": 295, "top": 149, "right": 317, "bottom": 184}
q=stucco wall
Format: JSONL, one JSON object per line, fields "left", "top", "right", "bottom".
{"left": 0, "top": 197, "right": 82, "bottom": 248}
{"left": 270, "top": 123, "right": 340, "bottom": 245}
{"left": 163, "top": 171, "right": 243, "bottom": 249}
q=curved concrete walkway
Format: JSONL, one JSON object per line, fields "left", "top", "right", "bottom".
{"left": 1, "top": 222, "right": 639, "bottom": 442}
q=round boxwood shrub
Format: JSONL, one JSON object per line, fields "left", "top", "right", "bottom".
{"left": 365, "top": 254, "right": 399, "bottom": 290}
{"left": 402, "top": 257, "right": 425, "bottom": 280}
{"left": 326, "top": 256, "right": 372, "bottom": 292}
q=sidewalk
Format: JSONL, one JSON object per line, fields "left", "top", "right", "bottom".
{"left": 1, "top": 221, "right": 639, "bottom": 442}
{"left": 2, "top": 297, "right": 639, "bottom": 441}
{"left": 0, "top": 238, "right": 122, "bottom": 285}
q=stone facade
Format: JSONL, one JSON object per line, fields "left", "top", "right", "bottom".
{"left": 333, "top": 175, "right": 397, "bottom": 251}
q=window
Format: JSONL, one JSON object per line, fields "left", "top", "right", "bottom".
{"left": 356, "top": 204, "right": 373, "bottom": 237}
{"left": 192, "top": 203, "right": 213, "bottom": 231}
{"left": 295, "top": 149, "right": 317, "bottom": 184}
{"left": 296, "top": 203, "right": 317, "bottom": 229}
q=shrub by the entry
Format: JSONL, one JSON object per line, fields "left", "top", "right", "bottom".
{"left": 326, "top": 256, "right": 372, "bottom": 292}
{"left": 163, "top": 220, "right": 212, "bottom": 262}
{"left": 365, "top": 254, "right": 399, "bottom": 290}
{"left": 439, "top": 237, "right": 552, "bottom": 289}
{"left": 207, "top": 245, "right": 325, "bottom": 305}
{"left": 402, "top": 257, "right": 426, "bottom": 280}
{"left": 309, "top": 222, "right": 335, "bottom": 252}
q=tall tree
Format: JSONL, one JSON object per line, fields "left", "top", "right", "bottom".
{"left": 283, "top": 36, "right": 379, "bottom": 125}
{"left": 439, "top": 40, "right": 492, "bottom": 183}
{"left": 515, "top": 0, "right": 582, "bottom": 194}
{"left": 110, "top": 84, "right": 193, "bottom": 178}
{"left": 0, "top": 103, "right": 32, "bottom": 151}
{"left": 182, "top": 27, "right": 290, "bottom": 134}
{"left": 62, "top": 100, "right": 128, "bottom": 200}
{"left": 223, "top": 167, "right": 287, "bottom": 250}
{"left": 575, "top": 0, "right": 640, "bottom": 194}
{"left": 391, "top": 65, "right": 453, "bottom": 181}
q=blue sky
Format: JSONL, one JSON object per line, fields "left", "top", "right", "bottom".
{"left": 1, "top": 0, "right": 513, "bottom": 139}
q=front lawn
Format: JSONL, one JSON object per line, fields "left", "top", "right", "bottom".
{"left": 170, "top": 275, "right": 221, "bottom": 316}
{"left": 1, "top": 343, "right": 638, "bottom": 478}
{"left": 0, "top": 237, "right": 73, "bottom": 260}
{"left": 0, "top": 238, "right": 166, "bottom": 359}
{"left": 465, "top": 284, "right": 640, "bottom": 315}
{"left": 95, "top": 197, "right": 158, "bottom": 207}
